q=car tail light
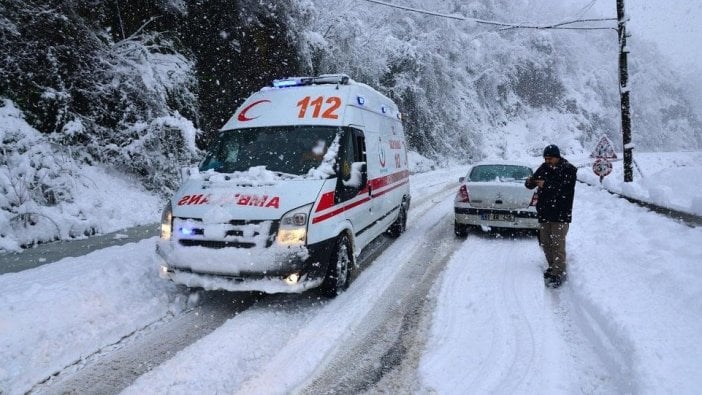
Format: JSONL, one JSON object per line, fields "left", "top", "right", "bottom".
{"left": 457, "top": 185, "right": 470, "bottom": 203}
{"left": 530, "top": 192, "right": 538, "bottom": 206}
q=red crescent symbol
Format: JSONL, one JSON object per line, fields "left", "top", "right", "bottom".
{"left": 237, "top": 99, "right": 271, "bottom": 122}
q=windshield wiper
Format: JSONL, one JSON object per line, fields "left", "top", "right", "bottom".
{"left": 273, "top": 171, "right": 299, "bottom": 179}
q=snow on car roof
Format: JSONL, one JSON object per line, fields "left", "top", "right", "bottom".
{"left": 468, "top": 160, "right": 534, "bottom": 169}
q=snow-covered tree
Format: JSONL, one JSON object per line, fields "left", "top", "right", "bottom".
{"left": 288, "top": 0, "right": 702, "bottom": 160}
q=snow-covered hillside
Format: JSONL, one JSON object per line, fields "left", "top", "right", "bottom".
{"left": 290, "top": 0, "right": 702, "bottom": 158}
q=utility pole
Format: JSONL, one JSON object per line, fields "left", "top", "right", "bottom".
{"left": 617, "top": 0, "right": 633, "bottom": 182}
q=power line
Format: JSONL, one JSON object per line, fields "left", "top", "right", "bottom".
{"left": 361, "top": 0, "right": 635, "bottom": 183}
{"left": 361, "top": 0, "right": 464, "bottom": 20}
{"left": 360, "top": 0, "right": 616, "bottom": 30}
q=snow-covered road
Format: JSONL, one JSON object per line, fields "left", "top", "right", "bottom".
{"left": 419, "top": 234, "right": 620, "bottom": 394}
{"left": 419, "top": 175, "right": 702, "bottom": 394}
{"left": 2, "top": 166, "right": 701, "bottom": 394}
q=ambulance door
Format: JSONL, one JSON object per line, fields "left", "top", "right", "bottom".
{"left": 336, "top": 127, "right": 372, "bottom": 246}
{"left": 373, "top": 118, "right": 399, "bottom": 227}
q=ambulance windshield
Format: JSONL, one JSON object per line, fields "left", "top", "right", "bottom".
{"left": 200, "top": 126, "right": 340, "bottom": 176}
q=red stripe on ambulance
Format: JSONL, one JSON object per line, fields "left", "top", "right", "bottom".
{"left": 311, "top": 170, "right": 409, "bottom": 224}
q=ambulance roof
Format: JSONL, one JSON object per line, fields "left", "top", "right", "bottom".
{"left": 220, "top": 74, "right": 401, "bottom": 131}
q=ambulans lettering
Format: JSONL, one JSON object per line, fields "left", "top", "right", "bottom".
{"left": 234, "top": 194, "right": 279, "bottom": 208}
{"left": 188, "top": 194, "right": 206, "bottom": 205}
{"left": 177, "top": 195, "right": 190, "bottom": 206}
{"left": 177, "top": 194, "right": 210, "bottom": 206}
{"left": 388, "top": 140, "right": 402, "bottom": 149}
{"left": 296, "top": 96, "right": 341, "bottom": 119}
{"left": 265, "top": 196, "right": 280, "bottom": 208}
{"left": 236, "top": 195, "right": 251, "bottom": 205}
{"left": 237, "top": 99, "right": 271, "bottom": 122}
{"left": 177, "top": 194, "right": 280, "bottom": 208}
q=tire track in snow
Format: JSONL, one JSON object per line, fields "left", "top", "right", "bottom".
{"left": 297, "top": 197, "right": 460, "bottom": 394}
{"left": 419, "top": 231, "right": 620, "bottom": 393}
{"left": 548, "top": 287, "right": 630, "bottom": 394}
{"left": 561, "top": 182, "right": 702, "bottom": 393}
{"left": 453, "top": 236, "right": 543, "bottom": 393}
{"left": 235, "top": 188, "right": 459, "bottom": 394}
{"left": 30, "top": 291, "right": 260, "bottom": 395}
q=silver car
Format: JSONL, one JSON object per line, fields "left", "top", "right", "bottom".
{"left": 454, "top": 161, "right": 539, "bottom": 236}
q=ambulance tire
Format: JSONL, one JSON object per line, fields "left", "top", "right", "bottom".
{"left": 319, "top": 234, "right": 352, "bottom": 297}
{"left": 387, "top": 203, "right": 408, "bottom": 238}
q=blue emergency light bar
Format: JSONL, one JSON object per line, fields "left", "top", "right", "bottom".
{"left": 272, "top": 74, "right": 350, "bottom": 88}
{"left": 272, "top": 77, "right": 309, "bottom": 88}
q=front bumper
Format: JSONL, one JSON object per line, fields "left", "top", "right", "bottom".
{"left": 156, "top": 237, "right": 336, "bottom": 293}
{"left": 454, "top": 207, "right": 539, "bottom": 230}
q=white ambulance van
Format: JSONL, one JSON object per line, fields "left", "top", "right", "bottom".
{"left": 156, "top": 74, "right": 411, "bottom": 296}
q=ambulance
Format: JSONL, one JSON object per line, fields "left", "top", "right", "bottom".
{"left": 156, "top": 74, "right": 411, "bottom": 296}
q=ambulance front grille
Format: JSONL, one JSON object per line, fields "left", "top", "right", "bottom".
{"left": 175, "top": 218, "right": 279, "bottom": 249}
{"left": 179, "top": 240, "right": 257, "bottom": 249}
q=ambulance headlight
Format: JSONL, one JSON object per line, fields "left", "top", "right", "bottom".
{"left": 276, "top": 204, "right": 312, "bottom": 245}
{"left": 160, "top": 201, "right": 173, "bottom": 240}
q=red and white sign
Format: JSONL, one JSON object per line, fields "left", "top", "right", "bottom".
{"left": 590, "top": 135, "right": 617, "bottom": 159}
{"left": 592, "top": 158, "right": 613, "bottom": 177}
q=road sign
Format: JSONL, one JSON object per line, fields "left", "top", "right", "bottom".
{"left": 591, "top": 135, "right": 617, "bottom": 159}
{"left": 593, "top": 157, "right": 613, "bottom": 177}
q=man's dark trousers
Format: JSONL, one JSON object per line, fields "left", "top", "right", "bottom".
{"left": 539, "top": 222, "right": 569, "bottom": 276}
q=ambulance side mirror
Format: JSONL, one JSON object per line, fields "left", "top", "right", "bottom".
{"left": 459, "top": 176, "right": 465, "bottom": 183}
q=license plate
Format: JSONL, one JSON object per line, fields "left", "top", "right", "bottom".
{"left": 480, "top": 213, "right": 514, "bottom": 221}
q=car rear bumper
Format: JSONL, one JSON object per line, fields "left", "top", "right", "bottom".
{"left": 454, "top": 207, "right": 539, "bottom": 229}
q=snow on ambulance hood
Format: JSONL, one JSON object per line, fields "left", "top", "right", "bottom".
{"left": 172, "top": 166, "right": 325, "bottom": 220}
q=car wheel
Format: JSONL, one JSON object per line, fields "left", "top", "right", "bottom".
{"left": 387, "top": 203, "right": 407, "bottom": 238}
{"left": 319, "top": 234, "right": 352, "bottom": 297}
{"left": 454, "top": 220, "right": 468, "bottom": 237}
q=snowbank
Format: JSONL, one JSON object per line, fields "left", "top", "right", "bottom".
{"left": 575, "top": 151, "right": 702, "bottom": 215}
{"left": 0, "top": 100, "right": 162, "bottom": 252}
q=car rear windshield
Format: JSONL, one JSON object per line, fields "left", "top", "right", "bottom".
{"left": 468, "top": 165, "right": 533, "bottom": 182}
{"left": 199, "top": 126, "right": 340, "bottom": 175}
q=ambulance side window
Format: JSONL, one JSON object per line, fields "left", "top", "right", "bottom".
{"left": 339, "top": 131, "right": 355, "bottom": 180}
{"left": 354, "top": 131, "right": 367, "bottom": 163}
{"left": 336, "top": 128, "right": 366, "bottom": 203}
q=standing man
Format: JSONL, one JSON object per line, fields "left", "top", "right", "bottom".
{"left": 525, "top": 144, "right": 577, "bottom": 288}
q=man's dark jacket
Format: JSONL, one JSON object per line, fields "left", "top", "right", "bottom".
{"left": 525, "top": 158, "right": 577, "bottom": 223}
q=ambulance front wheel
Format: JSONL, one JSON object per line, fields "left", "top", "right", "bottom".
{"left": 319, "top": 233, "right": 352, "bottom": 297}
